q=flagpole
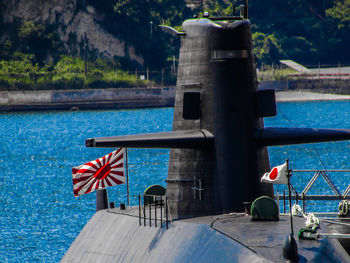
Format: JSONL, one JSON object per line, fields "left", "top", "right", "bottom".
{"left": 126, "top": 148, "right": 130, "bottom": 206}
{"left": 282, "top": 159, "right": 299, "bottom": 262}
{"left": 286, "top": 159, "right": 294, "bottom": 236}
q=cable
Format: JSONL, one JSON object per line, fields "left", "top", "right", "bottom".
{"left": 277, "top": 104, "right": 328, "bottom": 172}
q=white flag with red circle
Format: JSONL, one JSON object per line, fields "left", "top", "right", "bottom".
{"left": 261, "top": 162, "right": 288, "bottom": 184}
{"left": 72, "top": 148, "right": 125, "bottom": 197}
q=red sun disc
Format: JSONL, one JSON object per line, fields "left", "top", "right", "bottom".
{"left": 269, "top": 168, "right": 278, "bottom": 180}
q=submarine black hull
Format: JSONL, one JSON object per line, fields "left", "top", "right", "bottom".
{"left": 65, "top": 13, "right": 350, "bottom": 262}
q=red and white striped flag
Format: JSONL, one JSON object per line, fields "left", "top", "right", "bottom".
{"left": 261, "top": 162, "right": 288, "bottom": 184}
{"left": 72, "top": 148, "right": 125, "bottom": 197}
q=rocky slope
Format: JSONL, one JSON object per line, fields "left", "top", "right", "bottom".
{"left": 1, "top": 0, "right": 144, "bottom": 65}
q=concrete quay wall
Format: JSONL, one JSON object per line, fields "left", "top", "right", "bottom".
{"left": 260, "top": 79, "right": 350, "bottom": 93}
{"left": 1, "top": 79, "right": 349, "bottom": 111}
{"left": 0, "top": 86, "right": 175, "bottom": 111}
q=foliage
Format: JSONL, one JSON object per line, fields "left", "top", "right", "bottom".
{"left": 112, "top": 0, "right": 191, "bottom": 69}
{"left": 18, "top": 21, "right": 45, "bottom": 39}
{"left": 0, "top": 20, "right": 64, "bottom": 64}
{"left": 257, "top": 65, "right": 299, "bottom": 81}
{"left": 0, "top": 54, "right": 149, "bottom": 91}
{"left": 249, "top": 0, "right": 349, "bottom": 64}
{"left": 252, "top": 32, "right": 283, "bottom": 64}
{"left": 200, "top": 1, "right": 234, "bottom": 17}
{"left": 202, "top": 0, "right": 350, "bottom": 64}
{"left": 326, "top": 0, "right": 350, "bottom": 29}
{"left": 1, "top": 0, "right": 350, "bottom": 90}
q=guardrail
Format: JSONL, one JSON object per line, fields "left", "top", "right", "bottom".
{"left": 138, "top": 194, "right": 171, "bottom": 228}
{"left": 258, "top": 63, "right": 350, "bottom": 81}
{"left": 287, "top": 73, "right": 350, "bottom": 80}
{"left": 275, "top": 170, "right": 350, "bottom": 214}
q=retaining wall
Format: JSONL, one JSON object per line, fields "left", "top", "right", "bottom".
{"left": 260, "top": 79, "right": 350, "bottom": 93}
{"left": 0, "top": 86, "right": 175, "bottom": 111}
{"left": 1, "top": 79, "right": 349, "bottom": 111}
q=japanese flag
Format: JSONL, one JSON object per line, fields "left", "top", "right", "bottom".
{"left": 261, "top": 162, "right": 288, "bottom": 184}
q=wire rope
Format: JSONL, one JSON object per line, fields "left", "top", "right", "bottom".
{"left": 277, "top": 104, "right": 328, "bottom": 171}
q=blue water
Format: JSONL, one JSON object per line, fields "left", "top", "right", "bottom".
{"left": 265, "top": 101, "right": 350, "bottom": 214}
{"left": 1, "top": 101, "right": 350, "bottom": 262}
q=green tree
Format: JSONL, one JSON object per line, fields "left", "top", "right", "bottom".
{"left": 17, "top": 21, "right": 63, "bottom": 65}
{"left": 113, "top": 0, "right": 190, "bottom": 69}
{"left": 326, "top": 0, "right": 350, "bottom": 29}
{"left": 252, "top": 32, "right": 283, "bottom": 64}
{"left": 249, "top": 0, "right": 346, "bottom": 64}
{"left": 201, "top": 1, "right": 235, "bottom": 17}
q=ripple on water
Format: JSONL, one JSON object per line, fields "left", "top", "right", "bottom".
{"left": 1, "top": 103, "right": 350, "bottom": 262}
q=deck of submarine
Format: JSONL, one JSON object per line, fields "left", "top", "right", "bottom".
{"left": 106, "top": 206, "right": 349, "bottom": 262}
{"left": 62, "top": 206, "right": 349, "bottom": 262}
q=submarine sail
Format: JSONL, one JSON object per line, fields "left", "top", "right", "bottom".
{"left": 63, "top": 8, "right": 350, "bottom": 263}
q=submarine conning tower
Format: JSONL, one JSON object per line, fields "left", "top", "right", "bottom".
{"left": 68, "top": 13, "right": 350, "bottom": 263}
{"left": 167, "top": 18, "right": 273, "bottom": 218}
{"left": 85, "top": 16, "right": 350, "bottom": 220}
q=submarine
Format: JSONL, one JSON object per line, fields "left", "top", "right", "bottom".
{"left": 62, "top": 4, "right": 350, "bottom": 262}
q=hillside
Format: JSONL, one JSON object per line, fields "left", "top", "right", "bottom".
{"left": 0, "top": 0, "right": 190, "bottom": 69}
{"left": 1, "top": 0, "right": 142, "bottom": 67}
{"left": 0, "top": 0, "right": 349, "bottom": 90}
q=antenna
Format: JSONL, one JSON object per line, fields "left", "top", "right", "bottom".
{"left": 282, "top": 159, "right": 300, "bottom": 262}
{"left": 286, "top": 159, "right": 294, "bottom": 236}
{"left": 237, "top": 0, "right": 249, "bottom": 19}
{"left": 244, "top": 0, "right": 248, "bottom": 19}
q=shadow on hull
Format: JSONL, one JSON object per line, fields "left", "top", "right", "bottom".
{"left": 63, "top": 8, "right": 350, "bottom": 263}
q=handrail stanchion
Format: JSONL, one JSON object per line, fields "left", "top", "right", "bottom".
{"left": 155, "top": 197, "right": 157, "bottom": 227}
{"left": 138, "top": 194, "right": 141, "bottom": 226}
{"left": 149, "top": 197, "right": 152, "bottom": 227}
{"left": 296, "top": 192, "right": 298, "bottom": 205}
{"left": 160, "top": 196, "right": 163, "bottom": 228}
{"left": 166, "top": 196, "right": 169, "bottom": 229}
{"left": 283, "top": 190, "right": 286, "bottom": 214}
{"left": 143, "top": 195, "right": 146, "bottom": 226}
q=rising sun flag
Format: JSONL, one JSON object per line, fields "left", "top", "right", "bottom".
{"left": 72, "top": 148, "right": 125, "bottom": 197}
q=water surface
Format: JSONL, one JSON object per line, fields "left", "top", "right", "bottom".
{"left": 1, "top": 101, "right": 350, "bottom": 262}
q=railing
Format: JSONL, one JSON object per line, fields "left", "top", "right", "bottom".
{"left": 275, "top": 170, "right": 350, "bottom": 215}
{"left": 137, "top": 194, "right": 171, "bottom": 229}
{"left": 258, "top": 63, "right": 350, "bottom": 81}
{"left": 125, "top": 68, "right": 177, "bottom": 87}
